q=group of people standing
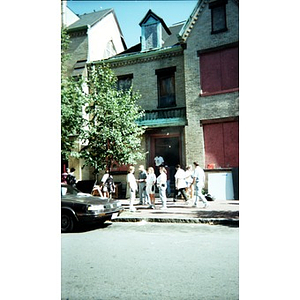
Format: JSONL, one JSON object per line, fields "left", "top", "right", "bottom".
{"left": 127, "top": 165, "right": 163, "bottom": 212}
{"left": 126, "top": 162, "right": 208, "bottom": 212}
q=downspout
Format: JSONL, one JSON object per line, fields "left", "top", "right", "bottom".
{"left": 86, "top": 24, "right": 91, "bottom": 63}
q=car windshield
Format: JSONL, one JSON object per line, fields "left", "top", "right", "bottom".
{"left": 61, "top": 185, "right": 81, "bottom": 196}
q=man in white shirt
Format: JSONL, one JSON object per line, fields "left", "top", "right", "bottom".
{"left": 174, "top": 164, "right": 188, "bottom": 202}
{"left": 192, "top": 162, "right": 208, "bottom": 208}
{"left": 156, "top": 166, "right": 167, "bottom": 209}
{"left": 127, "top": 166, "right": 138, "bottom": 212}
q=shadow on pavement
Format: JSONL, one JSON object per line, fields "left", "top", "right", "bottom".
{"left": 195, "top": 210, "right": 239, "bottom": 219}
{"left": 62, "top": 222, "right": 113, "bottom": 234}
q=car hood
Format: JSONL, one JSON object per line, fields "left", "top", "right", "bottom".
{"left": 62, "top": 194, "right": 116, "bottom": 205}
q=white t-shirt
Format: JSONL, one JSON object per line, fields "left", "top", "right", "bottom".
{"left": 156, "top": 172, "right": 167, "bottom": 187}
{"left": 127, "top": 173, "right": 137, "bottom": 191}
{"left": 192, "top": 166, "right": 205, "bottom": 187}
{"left": 146, "top": 173, "right": 156, "bottom": 186}
{"left": 101, "top": 173, "right": 109, "bottom": 183}
{"left": 175, "top": 168, "right": 187, "bottom": 189}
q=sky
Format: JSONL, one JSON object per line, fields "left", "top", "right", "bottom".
{"left": 67, "top": 0, "right": 198, "bottom": 48}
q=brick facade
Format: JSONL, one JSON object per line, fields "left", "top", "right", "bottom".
{"left": 106, "top": 47, "right": 185, "bottom": 111}
{"left": 81, "top": 0, "right": 239, "bottom": 189}
{"left": 183, "top": 0, "right": 239, "bottom": 167}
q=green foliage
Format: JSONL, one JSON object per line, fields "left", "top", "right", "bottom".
{"left": 61, "top": 77, "right": 86, "bottom": 160}
{"left": 61, "top": 26, "right": 145, "bottom": 172}
{"left": 61, "top": 27, "right": 86, "bottom": 160}
{"left": 61, "top": 26, "right": 70, "bottom": 76}
{"left": 80, "top": 64, "right": 145, "bottom": 173}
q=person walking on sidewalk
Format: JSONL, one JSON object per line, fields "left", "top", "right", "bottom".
{"left": 156, "top": 166, "right": 167, "bottom": 209}
{"left": 127, "top": 166, "right": 137, "bottom": 212}
{"left": 146, "top": 167, "right": 156, "bottom": 209}
{"left": 192, "top": 162, "right": 208, "bottom": 208}
{"left": 185, "top": 165, "right": 194, "bottom": 199}
{"left": 174, "top": 164, "right": 188, "bottom": 202}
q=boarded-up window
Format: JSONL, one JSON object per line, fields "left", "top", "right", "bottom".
{"left": 203, "top": 120, "right": 239, "bottom": 168}
{"left": 200, "top": 46, "right": 239, "bottom": 94}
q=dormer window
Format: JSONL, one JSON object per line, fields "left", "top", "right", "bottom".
{"left": 140, "top": 10, "right": 171, "bottom": 52}
{"left": 142, "top": 18, "right": 160, "bottom": 51}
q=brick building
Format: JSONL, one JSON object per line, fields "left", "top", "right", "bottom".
{"left": 89, "top": 0, "right": 239, "bottom": 197}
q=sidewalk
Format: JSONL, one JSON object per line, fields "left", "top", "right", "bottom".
{"left": 113, "top": 198, "right": 239, "bottom": 227}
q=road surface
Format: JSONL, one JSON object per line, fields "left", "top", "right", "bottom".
{"left": 62, "top": 222, "right": 239, "bottom": 299}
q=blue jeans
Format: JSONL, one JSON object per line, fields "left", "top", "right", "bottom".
{"left": 194, "top": 183, "right": 207, "bottom": 205}
{"left": 139, "top": 182, "right": 146, "bottom": 204}
{"left": 159, "top": 186, "right": 167, "bottom": 208}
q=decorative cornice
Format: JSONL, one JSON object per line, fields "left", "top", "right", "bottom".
{"left": 179, "top": 0, "right": 209, "bottom": 43}
{"left": 90, "top": 46, "right": 183, "bottom": 68}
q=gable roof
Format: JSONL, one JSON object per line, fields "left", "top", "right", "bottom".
{"left": 179, "top": 0, "right": 239, "bottom": 42}
{"left": 178, "top": 0, "right": 204, "bottom": 42}
{"left": 116, "top": 20, "right": 184, "bottom": 57}
{"left": 66, "top": 8, "right": 127, "bottom": 49}
{"left": 67, "top": 8, "right": 113, "bottom": 31}
{"left": 139, "top": 9, "right": 171, "bottom": 35}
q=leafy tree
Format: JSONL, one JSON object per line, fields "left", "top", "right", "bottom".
{"left": 61, "top": 27, "right": 86, "bottom": 161}
{"left": 80, "top": 64, "right": 145, "bottom": 174}
{"left": 61, "top": 26, "right": 70, "bottom": 75}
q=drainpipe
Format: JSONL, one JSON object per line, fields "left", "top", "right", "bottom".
{"left": 86, "top": 24, "right": 91, "bottom": 63}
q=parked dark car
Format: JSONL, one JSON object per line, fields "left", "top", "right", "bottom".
{"left": 61, "top": 184, "right": 123, "bottom": 232}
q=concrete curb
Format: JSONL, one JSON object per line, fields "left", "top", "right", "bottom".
{"left": 113, "top": 216, "right": 239, "bottom": 227}
{"left": 113, "top": 199, "right": 239, "bottom": 227}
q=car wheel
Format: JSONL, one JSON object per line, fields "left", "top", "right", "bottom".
{"left": 61, "top": 212, "right": 74, "bottom": 233}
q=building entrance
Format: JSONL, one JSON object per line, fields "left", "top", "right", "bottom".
{"left": 149, "top": 133, "right": 181, "bottom": 190}
{"left": 154, "top": 137, "right": 180, "bottom": 167}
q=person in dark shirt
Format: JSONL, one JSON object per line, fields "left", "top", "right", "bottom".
{"left": 137, "top": 165, "right": 147, "bottom": 205}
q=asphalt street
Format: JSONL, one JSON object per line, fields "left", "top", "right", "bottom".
{"left": 61, "top": 222, "right": 239, "bottom": 300}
